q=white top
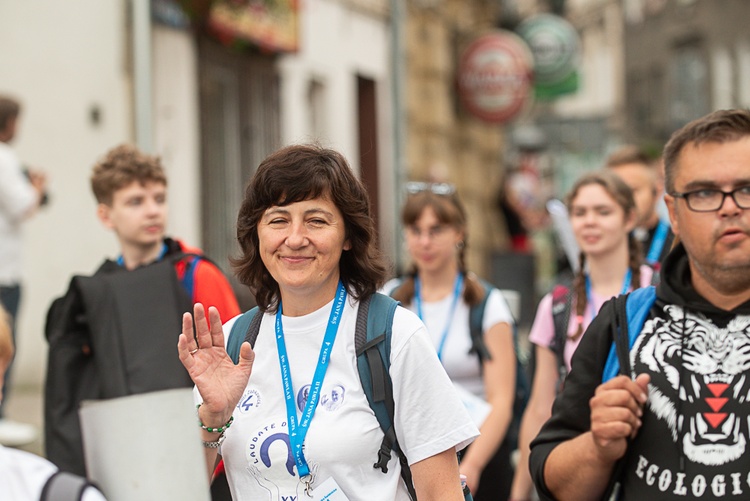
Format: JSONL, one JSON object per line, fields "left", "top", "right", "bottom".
{"left": 0, "top": 445, "right": 106, "bottom": 500}
{"left": 382, "top": 278, "right": 515, "bottom": 397}
{"left": 205, "top": 297, "right": 478, "bottom": 501}
{"left": 0, "top": 142, "right": 36, "bottom": 285}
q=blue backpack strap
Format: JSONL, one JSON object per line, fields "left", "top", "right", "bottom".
{"left": 602, "top": 286, "right": 657, "bottom": 382}
{"left": 181, "top": 255, "right": 201, "bottom": 300}
{"left": 227, "top": 307, "right": 261, "bottom": 364}
{"left": 40, "top": 471, "right": 97, "bottom": 501}
{"left": 355, "top": 293, "right": 416, "bottom": 500}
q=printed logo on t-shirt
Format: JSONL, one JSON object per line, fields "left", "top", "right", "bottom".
{"left": 296, "top": 383, "right": 347, "bottom": 412}
{"left": 245, "top": 419, "right": 318, "bottom": 500}
{"left": 627, "top": 307, "right": 750, "bottom": 497}
{"left": 237, "top": 388, "right": 262, "bottom": 413}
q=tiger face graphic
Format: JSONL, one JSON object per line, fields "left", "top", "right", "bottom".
{"left": 631, "top": 305, "right": 750, "bottom": 466}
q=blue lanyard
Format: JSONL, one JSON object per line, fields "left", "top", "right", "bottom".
{"left": 116, "top": 242, "right": 168, "bottom": 267}
{"left": 275, "top": 281, "right": 347, "bottom": 479}
{"left": 415, "top": 273, "right": 464, "bottom": 361}
{"left": 584, "top": 269, "right": 632, "bottom": 321}
{"left": 646, "top": 219, "right": 670, "bottom": 265}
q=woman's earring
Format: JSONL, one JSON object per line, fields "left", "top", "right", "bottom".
{"left": 456, "top": 241, "right": 465, "bottom": 250}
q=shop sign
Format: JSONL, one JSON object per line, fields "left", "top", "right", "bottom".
{"left": 170, "top": 0, "right": 299, "bottom": 53}
{"left": 456, "top": 31, "right": 534, "bottom": 124}
{"left": 208, "top": 0, "right": 298, "bottom": 53}
{"left": 517, "top": 13, "right": 580, "bottom": 98}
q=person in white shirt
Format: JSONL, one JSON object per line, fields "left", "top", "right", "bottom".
{"left": 178, "top": 144, "right": 479, "bottom": 501}
{"left": 385, "top": 182, "right": 517, "bottom": 500}
{"left": 0, "top": 95, "right": 47, "bottom": 447}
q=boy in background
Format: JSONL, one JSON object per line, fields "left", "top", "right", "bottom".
{"left": 606, "top": 145, "right": 674, "bottom": 268}
{"left": 45, "top": 144, "right": 240, "bottom": 476}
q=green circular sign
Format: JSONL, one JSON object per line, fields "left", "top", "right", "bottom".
{"left": 518, "top": 14, "right": 580, "bottom": 85}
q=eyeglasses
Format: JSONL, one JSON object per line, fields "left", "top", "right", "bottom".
{"left": 670, "top": 186, "right": 750, "bottom": 212}
{"left": 405, "top": 181, "right": 456, "bottom": 196}
{"left": 405, "top": 224, "right": 451, "bottom": 240}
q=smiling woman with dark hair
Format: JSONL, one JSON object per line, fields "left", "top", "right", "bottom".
{"left": 179, "top": 144, "right": 478, "bottom": 501}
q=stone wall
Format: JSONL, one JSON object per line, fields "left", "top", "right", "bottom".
{"left": 403, "top": 0, "right": 510, "bottom": 278}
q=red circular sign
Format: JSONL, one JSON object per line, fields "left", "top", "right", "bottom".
{"left": 457, "top": 31, "right": 534, "bottom": 123}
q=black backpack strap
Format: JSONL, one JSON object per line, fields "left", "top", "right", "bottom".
{"left": 649, "top": 266, "right": 661, "bottom": 287}
{"left": 468, "top": 280, "right": 492, "bottom": 364}
{"left": 226, "top": 307, "right": 262, "bottom": 364}
{"left": 40, "top": 471, "right": 98, "bottom": 501}
{"left": 550, "top": 280, "right": 575, "bottom": 387}
{"left": 601, "top": 293, "right": 635, "bottom": 501}
{"left": 611, "top": 293, "right": 632, "bottom": 378}
{"left": 355, "top": 293, "right": 417, "bottom": 500}
{"left": 471, "top": 280, "right": 530, "bottom": 441}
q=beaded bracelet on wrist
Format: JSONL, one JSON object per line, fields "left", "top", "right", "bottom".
{"left": 196, "top": 403, "right": 234, "bottom": 433}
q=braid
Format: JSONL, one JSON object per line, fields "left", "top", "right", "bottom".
{"left": 457, "top": 241, "right": 467, "bottom": 276}
{"left": 456, "top": 242, "right": 484, "bottom": 305}
{"left": 571, "top": 251, "right": 587, "bottom": 340}
{"left": 627, "top": 233, "right": 643, "bottom": 290}
{"left": 390, "top": 267, "right": 417, "bottom": 305}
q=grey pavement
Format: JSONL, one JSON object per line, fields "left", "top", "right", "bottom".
{"left": 4, "top": 383, "right": 44, "bottom": 457}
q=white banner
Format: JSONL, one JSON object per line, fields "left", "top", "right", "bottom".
{"left": 79, "top": 388, "right": 210, "bottom": 501}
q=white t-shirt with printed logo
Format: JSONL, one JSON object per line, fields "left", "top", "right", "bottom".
{"left": 202, "top": 297, "right": 478, "bottom": 501}
{"left": 381, "top": 279, "right": 515, "bottom": 398}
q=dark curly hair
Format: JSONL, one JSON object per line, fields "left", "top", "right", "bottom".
{"left": 232, "top": 144, "right": 387, "bottom": 312}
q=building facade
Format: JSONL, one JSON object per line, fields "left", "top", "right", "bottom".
{"left": 623, "top": 0, "right": 750, "bottom": 146}
{"left": 0, "top": 0, "right": 395, "bottom": 386}
{"left": 400, "top": 0, "right": 512, "bottom": 278}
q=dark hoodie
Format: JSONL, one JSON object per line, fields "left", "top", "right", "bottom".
{"left": 530, "top": 243, "right": 750, "bottom": 500}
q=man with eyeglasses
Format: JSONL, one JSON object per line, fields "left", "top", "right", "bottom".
{"left": 528, "top": 109, "right": 750, "bottom": 501}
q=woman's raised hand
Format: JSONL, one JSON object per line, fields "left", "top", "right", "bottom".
{"left": 178, "top": 303, "right": 255, "bottom": 426}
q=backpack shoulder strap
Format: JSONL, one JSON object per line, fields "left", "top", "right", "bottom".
{"left": 550, "top": 278, "right": 575, "bottom": 374}
{"left": 473, "top": 279, "right": 531, "bottom": 427}
{"left": 227, "top": 307, "right": 262, "bottom": 364}
{"left": 649, "top": 266, "right": 661, "bottom": 287}
{"left": 40, "top": 471, "right": 96, "bottom": 501}
{"left": 355, "top": 293, "right": 416, "bottom": 500}
{"left": 602, "top": 286, "right": 657, "bottom": 382}
{"left": 355, "top": 294, "right": 398, "bottom": 461}
{"left": 179, "top": 254, "right": 202, "bottom": 300}
{"left": 468, "top": 279, "right": 493, "bottom": 363}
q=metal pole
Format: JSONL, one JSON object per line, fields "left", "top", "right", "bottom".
{"left": 390, "top": 0, "right": 407, "bottom": 271}
{"left": 132, "top": 0, "right": 153, "bottom": 152}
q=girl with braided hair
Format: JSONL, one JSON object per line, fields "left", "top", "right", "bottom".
{"left": 384, "top": 182, "right": 518, "bottom": 500}
{"left": 509, "top": 170, "right": 655, "bottom": 501}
